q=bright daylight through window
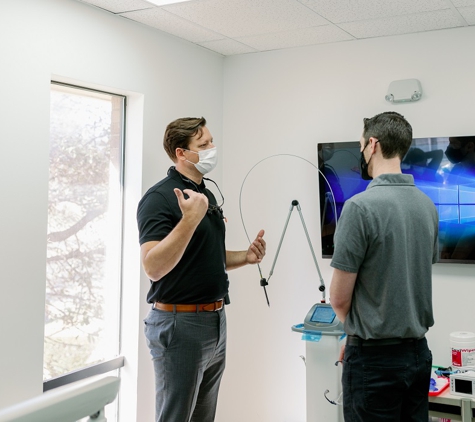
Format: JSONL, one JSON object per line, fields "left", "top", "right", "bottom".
{"left": 45, "top": 82, "right": 125, "bottom": 381}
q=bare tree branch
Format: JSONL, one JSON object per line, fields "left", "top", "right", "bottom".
{"left": 47, "top": 208, "right": 105, "bottom": 242}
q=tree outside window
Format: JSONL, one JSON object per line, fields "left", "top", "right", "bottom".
{"left": 45, "top": 83, "right": 124, "bottom": 381}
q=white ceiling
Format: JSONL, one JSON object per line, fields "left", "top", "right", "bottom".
{"left": 77, "top": 0, "right": 475, "bottom": 56}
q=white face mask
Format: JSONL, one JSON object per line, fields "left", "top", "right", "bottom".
{"left": 185, "top": 147, "right": 218, "bottom": 175}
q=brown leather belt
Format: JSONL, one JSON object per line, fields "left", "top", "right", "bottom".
{"left": 154, "top": 299, "right": 224, "bottom": 313}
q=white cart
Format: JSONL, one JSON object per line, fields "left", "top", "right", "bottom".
{"left": 293, "top": 303, "right": 346, "bottom": 422}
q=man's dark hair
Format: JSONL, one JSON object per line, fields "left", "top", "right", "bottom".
{"left": 363, "top": 112, "right": 413, "bottom": 160}
{"left": 163, "top": 117, "right": 207, "bottom": 161}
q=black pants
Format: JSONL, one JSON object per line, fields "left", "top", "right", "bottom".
{"left": 342, "top": 337, "right": 432, "bottom": 422}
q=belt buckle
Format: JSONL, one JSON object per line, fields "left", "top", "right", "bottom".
{"left": 202, "top": 300, "right": 222, "bottom": 312}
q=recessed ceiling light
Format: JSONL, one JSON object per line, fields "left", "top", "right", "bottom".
{"left": 145, "top": 0, "right": 193, "bottom": 6}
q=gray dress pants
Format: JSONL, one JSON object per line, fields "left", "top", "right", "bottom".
{"left": 144, "top": 306, "right": 227, "bottom": 422}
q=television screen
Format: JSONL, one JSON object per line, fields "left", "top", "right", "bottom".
{"left": 318, "top": 136, "right": 475, "bottom": 263}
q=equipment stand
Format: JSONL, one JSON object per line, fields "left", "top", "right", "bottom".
{"left": 306, "top": 337, "right": 344, "bottom": 422}
{"left": 264, "top": 200, "right": 326, "bottom": 302}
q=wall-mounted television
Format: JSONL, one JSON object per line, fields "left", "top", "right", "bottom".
{"left": 318, "top": 136, "right": 475, "bottom": 264}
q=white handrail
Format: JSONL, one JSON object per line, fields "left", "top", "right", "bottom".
{"left": 0, "top": 376, "right": 120, "bottom": 422}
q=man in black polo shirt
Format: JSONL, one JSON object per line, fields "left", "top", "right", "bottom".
{"left": 137, "top": 117, "right": 266, "bottom": 422}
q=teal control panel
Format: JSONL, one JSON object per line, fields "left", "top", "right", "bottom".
{"left": 303, "top": 303, "right": 344, "bottom": 335}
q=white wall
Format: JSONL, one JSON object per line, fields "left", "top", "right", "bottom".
{"left": 219, "top": 27, "right": 475, "bottom": 422}
{"left": 0, "top": 1, "right": 223, "bottom": 421}
{"left": 2, "top": 2, "right": 475, "bottom": 421}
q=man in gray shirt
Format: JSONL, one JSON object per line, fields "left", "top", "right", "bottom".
{"left": 330, "top": 112, "right": 439, "bottom": 421}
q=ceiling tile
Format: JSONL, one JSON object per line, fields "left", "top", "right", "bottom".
{"left": 162, "top": 0, "right": 330, "bottom": 38}
{"left": 78, "top": 0, "right": 154, "bottom": 14}
{"left": 74, "top": 0, "right": 474, "bottom": 55}
{"left": 457, "top": 5, "right": 475, "bottom": 23}
{"left": 121, "top": 7, "right": 223, "bottom": 42}
{"left": 339, "top": 9, "right": 463, "bottom": 38}
{"left": 451, "top": 0, "right": 475, "bottom": 6}
{"left": 198, "top": 39, "right": 258, "bottom": 55}
{"left": 298, "top": 0, "right": 449, "bottom": 24}
{"left": 236, "top": 24, "right": 354, "bottom": 51}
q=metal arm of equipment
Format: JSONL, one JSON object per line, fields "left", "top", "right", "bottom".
{"left": 266, "top": 199, "right": 326, "bottom": 302}
{"left": 321, "top": 192, "right": 337, "bottom": 231}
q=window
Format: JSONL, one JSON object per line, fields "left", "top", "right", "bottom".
{"left": 45, "top": 82, "right": 125, "bottom": 383}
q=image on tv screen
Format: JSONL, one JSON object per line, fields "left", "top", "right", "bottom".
{"left": 318, "top": 136, "right": 475, "bottom": 263}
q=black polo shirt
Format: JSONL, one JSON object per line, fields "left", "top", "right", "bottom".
{"left": 137, "top": 167, "right": 228, "bottom": 304}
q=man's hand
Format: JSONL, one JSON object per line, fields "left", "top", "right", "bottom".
{"left": 246, "top": 229, "right": 266, "bottom": 264}
{"left": 140, "top": 189, "right": 209, "bottom": 281}
{"left": 174, "top": 188, "right": 208, "bottom": 224}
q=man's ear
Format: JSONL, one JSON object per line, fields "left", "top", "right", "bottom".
{"left": 369, "top": 137, "right": 379, "bottom": 153}
{"left": 175, "top": 148, "right": 186, "bottom": 161}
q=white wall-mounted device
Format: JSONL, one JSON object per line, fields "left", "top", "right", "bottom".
{"left": 385, "top": 79, "right": 422, "bottom": 103}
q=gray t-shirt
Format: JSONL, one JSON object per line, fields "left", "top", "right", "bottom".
{"left": 330, "top": 173, "right": 439, "bottom": 339}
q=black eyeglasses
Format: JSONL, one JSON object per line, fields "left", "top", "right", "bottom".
{"left": 204, "top": 177, "right": 225, "bottom": 219}
{"left": 177, "top": 172, "right": 225, "bottom": 220}
{"left": 208, "top": 203, "right": 224, "bottom": 219}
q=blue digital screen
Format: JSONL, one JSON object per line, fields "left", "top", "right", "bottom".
{"left": 310, "top": 306, "right": 336, "bottom": 324}
{"left": 318, "top": 137, "right": 475, "bottom": 263}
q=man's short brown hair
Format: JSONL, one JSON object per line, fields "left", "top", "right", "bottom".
{"left": 163, "top": 117, "right": 207, "bottom": 161}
